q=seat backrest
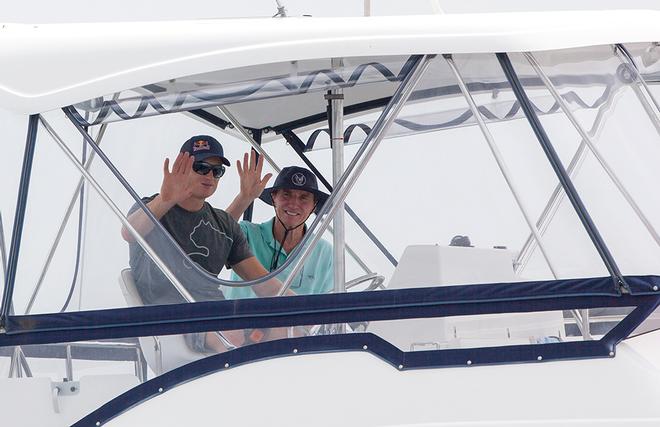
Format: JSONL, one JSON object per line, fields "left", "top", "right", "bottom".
{"left": 118, "top": 268, "right": 207, "bottom": 374}
{"left": 119, "top": 268, "right": 145, "bottom": 307}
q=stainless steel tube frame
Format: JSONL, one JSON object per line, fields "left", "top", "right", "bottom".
{"left": 330, "top": 83, "right": 347, "bottom": 297}
{"left": 1, "top": 115, "right": 39, "bottom": 323}
{"left": 445, "top": 54, "right": 560, "bottom": 278}
{"left": 330, "top": 79, "right": 346, "bottom": 334}
{"left": 525, "top": 51, "right": 660, "bottom": 248}
{"left": 40, "top": 117, "right": 191, "bottom": 302}
{"left": 62, "top": 103, "right": 349, "bottom": 291}
{"left": 217, "top": 105, "right": 373, "bottom": 276}
{"left": 25, "top": 124, "right": 108, "bottom": 314}
{"left": 278, "top": 54, "right": 433, "bottom": 295}
{"left": 615, "top": 44, "right": 660, "bottom": 115}
{"left": 41, "top": 118, "right": 236, "bottom": 350}
{"left": 514, "top": 84, "right": 625, "bottom": 273}
{"left": 497, "top": 53, "right": 626, "bottom": 291}
{"left": 447, "top": 54, "right": 594, "bottom": 340}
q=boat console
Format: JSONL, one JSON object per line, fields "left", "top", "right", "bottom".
{"left": 369, "top": 245, "right": 564, "bottom": 350}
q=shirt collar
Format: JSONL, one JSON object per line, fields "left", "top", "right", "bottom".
{"left": 259, "top": 217, "right": 280, "bottom": 252}
{"left": 259, "top": 216, "right": 308, "bottom": 255}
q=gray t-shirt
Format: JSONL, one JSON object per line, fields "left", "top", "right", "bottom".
{"left": 128, "top": 194, "right": 253, "bottom": 305}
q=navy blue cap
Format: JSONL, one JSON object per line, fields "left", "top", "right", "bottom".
{"left": 260, "top": 166, "right": 329, "bottom": 214}
{"left": 180, "top": 135, "right": 230, "bottom": 166}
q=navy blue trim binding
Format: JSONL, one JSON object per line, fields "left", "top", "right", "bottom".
{"left": 3, "top": 276, "right": 660, "bottom": 347}
{"left": 1, "top": 115, "right": 39, "bottom": 324}
{"left": 73, "top": 333, "right": 613, "bottom": 426}
{"left": 602, "top": 299, "right": 660, "bottom": 349}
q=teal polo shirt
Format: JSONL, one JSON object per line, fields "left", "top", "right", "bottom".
{"left": 225, "top": 218, "right": 333, "bottom": 299}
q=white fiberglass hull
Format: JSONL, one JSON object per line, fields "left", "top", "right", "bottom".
{"left": 102, "top": 329, "right": 660, "bottom": 427}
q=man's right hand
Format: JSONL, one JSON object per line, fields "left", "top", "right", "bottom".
{"left": 225, "top": 150, "right": 273, "bottom": 221}
{"left": 121, "top": 152, "right": 194, "bottom": 242}
{"left": 160, "top": 152, "right": 195, "bottom": 207}
{"left": 236, "top": 150, "right": 272, "bottom": 204}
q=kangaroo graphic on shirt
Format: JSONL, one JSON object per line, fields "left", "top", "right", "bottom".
{"left": 188, "top": 219, "right": 233, "bottom": 259}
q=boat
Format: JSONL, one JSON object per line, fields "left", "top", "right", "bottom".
{"left": 1, "top": 10, "right": 660, "bottom": 426}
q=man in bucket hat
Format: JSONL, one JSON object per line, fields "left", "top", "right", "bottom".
{"left": 224, "top": 150, "right": 333, "bottom": 300}
{"left": 122, "top": 135, "right": 291, "bottom": 352}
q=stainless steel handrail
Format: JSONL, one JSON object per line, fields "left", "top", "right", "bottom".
{"left": 344, "top": 273, "right": 385, "bottom": 290}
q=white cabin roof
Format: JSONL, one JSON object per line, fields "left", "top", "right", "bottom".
{"left": 1, "top": 10, "right": 659, "bottom": 114}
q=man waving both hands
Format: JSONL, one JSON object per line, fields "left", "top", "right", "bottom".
{"left": 122, "top": 135, "right": 291, "bottom": 352}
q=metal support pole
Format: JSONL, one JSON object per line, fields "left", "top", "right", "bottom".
{"left": 8, "top": 348, "right": 17, "bottom": 377}
{"left": 76, "top": 174, "right": 89, "bottom": 312}
{"left": 10, "top": 347, "right": 22, "bottom": 378}
{"left": 24, "top": 123, "right": 108, "bottom": 314}
{"left": 581, "top": 309, "right": 591, "bottom": 339}
{"left": 65, "top": 345, "right": 73, "bottom": 382}
{"left": 330, "top": 78, "right": 346, "bottom": 333}
{"left": 1, "top": 115, "right": 39, "bottom": 324}
{"left": 525, "top": 51, "right": 660, "bottom": 248}
{"left": 497, "top": 53, "right": 626, "bottom": 292}
{"left": 134, "top": 348, "right": 142, "bottom": 382}
{"left": 74, "top": 123, "right": 92, "bottom": 311}
{"left": 14, "top": 346, "right": 33, "bottom": 378}
{"left": 278, "top": 55, "right": 432, "bottom": 295}
{"left": 444, "top": 55, "right": 560, "bottom": 279}
{"left": 328, "top": 84, "right": 346, "bottom": 301}
{"left": 8, "top": 346, "right": 31, "bottom": 378}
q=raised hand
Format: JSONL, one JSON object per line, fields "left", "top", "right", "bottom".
{"left": 160, "top": 152, "right": 195, "bottom": 206}
{"left": 236, "top": 150, "right": 273, "bottom": 204}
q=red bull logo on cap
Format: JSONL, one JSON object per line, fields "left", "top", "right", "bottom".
{"left": 192, "top": 140, "right": 210, "bottom": 151}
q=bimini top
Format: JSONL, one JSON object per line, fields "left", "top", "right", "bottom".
{"left": 1, "top": 10, "right": 659, "bottom": 115}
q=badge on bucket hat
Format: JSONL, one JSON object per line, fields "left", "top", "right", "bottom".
{"left": 292, "top": 172, "right": 307, "bottom": 186}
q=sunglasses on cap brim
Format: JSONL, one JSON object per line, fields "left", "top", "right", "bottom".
{"left": 192, "top": 161, "right": 226, "bottom": 179}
